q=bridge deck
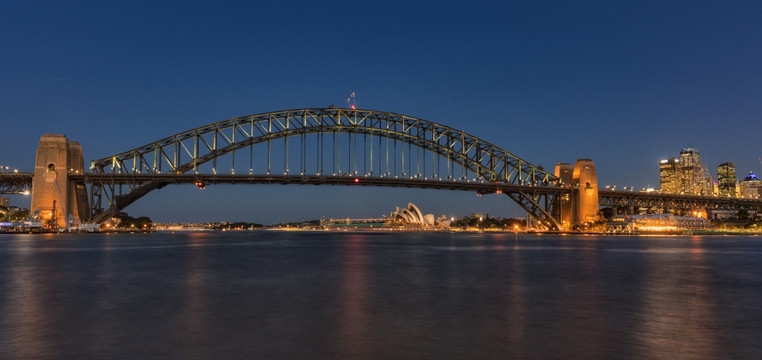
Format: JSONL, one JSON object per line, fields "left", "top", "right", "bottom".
{"left": 69, "top": 173, "right": 567, "bottom": 195}
{"left": 0, "top": 173, "right": 33, "bottom": 194}
{"left": 599, "top": 189, "right": 762, "bottom": 210}
{"left": 6, "top": 172, "right": 762, "bottom": 210}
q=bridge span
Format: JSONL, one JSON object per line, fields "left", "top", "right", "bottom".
{"left": 5, "top": 171, "right": 761, "bottom": 227}
{"left": 9, "top": 172, "right": 758, "bottom": 209}
{"left": 4, "top": 107, "right": 761, "bottom": 229}
{"left": 0, "top": 173, "right": 32, "bottom": 195}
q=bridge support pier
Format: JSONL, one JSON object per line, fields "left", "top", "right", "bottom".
{"left": 31, "top": 134, "right": 90, "bottom": 228}
{"left": 572, "top": 159, "right": 599, "bottom": 226}
{"left": 553, "top": 163, "right": 573, "bottom": 229}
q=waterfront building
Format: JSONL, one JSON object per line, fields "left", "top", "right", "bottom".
{"left": 322, "top": 202, "right": 446, "bottom": 230}
{"left": 740, "top": 172, "right": 762, "bottom": 199}
{"left": 609, "top": 213, "right": 710, "bottom": 233}
{"left": 321, "top": 217, "right": 387, "bottom": 229}
{"left": 388, "top": 203, "right": 436, "bottom": 226}
{"left": 717, "top": 162, "right": 737, "bottom": 197}
{"left": 706, "top": 208, "right": 759, "bottom": 221}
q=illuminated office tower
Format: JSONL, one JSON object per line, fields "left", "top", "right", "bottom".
{"left": 659, "top": 157, "right": 680, "bottom": 193}
{"left": 717, "top": 162, "right": 736, "bottom": 197}
{"left": 679, "top": 148, "right": 706, "bottom": 195}
{"left": 660, "top": 148, "right": 712, "bottom": 195}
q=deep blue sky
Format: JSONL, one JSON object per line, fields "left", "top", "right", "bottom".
{"left": 2, "top": 1, "right": 761, "bottom": 223}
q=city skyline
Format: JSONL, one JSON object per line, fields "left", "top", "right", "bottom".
{"left": 2, "top": 1, "right": 761, "bottom": 223}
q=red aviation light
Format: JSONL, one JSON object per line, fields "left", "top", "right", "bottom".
{"left": 354, "top": 178, "right": 360, "bottom": 183}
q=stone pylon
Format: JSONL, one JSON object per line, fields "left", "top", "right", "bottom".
{"left": 30, "top": 134, "right": 90, "bottom": 228}
{"left": 572, "top": 159, "right": 599, "bottom": 225}
{"left": 553, "top": 162, "right": 573, "bottom": 228}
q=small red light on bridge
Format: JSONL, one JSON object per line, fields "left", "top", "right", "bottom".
{"left": 354, "top": 178, "right": 360, "bottom": 183}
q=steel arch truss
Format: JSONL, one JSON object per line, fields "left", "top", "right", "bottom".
{"left": 88, "top": 108, "right": 560, "bottom": 226}
{"left": 0, "top": 173, "right": 33, "bottom": 195}
{"left": 599, "top": 190, "right": 762, "bottom": 211}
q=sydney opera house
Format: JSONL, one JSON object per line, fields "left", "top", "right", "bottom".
{"left": 322, "top": 203, "right": 449, "bottom": 230}
{"left": 387, "top": 203, "right": 438, "bottom": 227}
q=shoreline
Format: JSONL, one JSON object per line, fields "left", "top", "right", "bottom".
{"left": 3, "top": 228, "right": 761, "bottom": 236}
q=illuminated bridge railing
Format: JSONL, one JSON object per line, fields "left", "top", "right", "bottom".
{"left": 71, "top": 173, "right": 569, "bottom": 193}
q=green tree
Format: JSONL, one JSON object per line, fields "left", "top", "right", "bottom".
{"left": 114, "top": 212, "right": 152, "bottom": 229}
{"left": 134, "top": 216, "right": 153, "bottom": 229}
{"left": 8, "top": 210, "right": 28, "bottom": 222}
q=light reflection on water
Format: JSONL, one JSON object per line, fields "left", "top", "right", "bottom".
{"left": 0, "top": 233, "right": 760, "bottom": 359}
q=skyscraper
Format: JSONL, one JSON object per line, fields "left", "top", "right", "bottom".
{"left": 659, "top": 158, "right": 680, "bottom": 193}
{"left": 717, "top": 162, "right": 736, "bottom": 197}
{"left": 659, "top": 148, "right": 712, "bottom": 195}
{"left": 679, "top": 148, "right": 707, "bottom": 195}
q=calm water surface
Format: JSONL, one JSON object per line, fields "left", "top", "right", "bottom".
{"left": 0, "top": 232, "right": 760, "bottom": 359}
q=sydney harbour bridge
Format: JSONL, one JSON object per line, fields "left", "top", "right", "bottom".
{"left": 2, "top": 107, "right": 761, "bottom": 230}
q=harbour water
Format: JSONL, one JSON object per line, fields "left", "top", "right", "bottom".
{"left": 1, "top": 232, "right": 760, "bottom": 359}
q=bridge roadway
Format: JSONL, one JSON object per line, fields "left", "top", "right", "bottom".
{"left": 4, "top": 172, "right": 762, "bottom": 211}
{"left": 599, "top": 189, "right": 762, "bottom": 210}
{"left": 67, "top": 173, "right": 762, "bottom": 211}
{"left": 68, "top": 173, "right": 569, "bottom": 195}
